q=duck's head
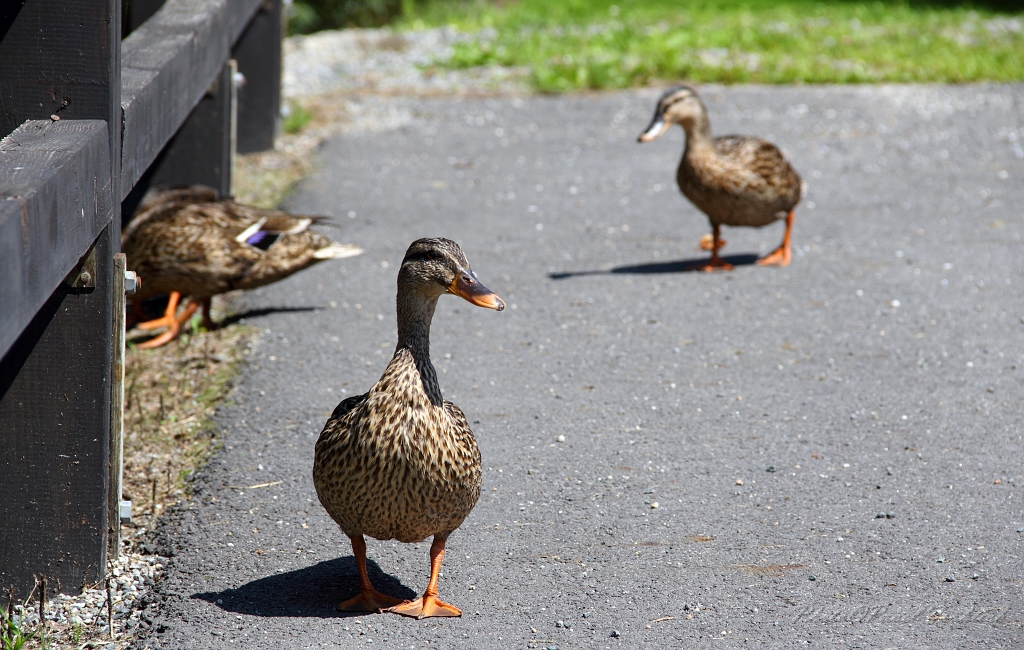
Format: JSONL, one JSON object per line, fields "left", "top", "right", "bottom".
{"left": 399, "top": 238, "right": 505, "bottom": 311}
{"left": 638, "top": 85, "right": 706, "bottom": 142}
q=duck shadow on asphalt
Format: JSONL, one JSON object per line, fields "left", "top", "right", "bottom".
{"left": 192, "top": 557, "right": 417, "bottom": 618}
{"left": 548, "top": 253, "right": 759, "bottom": 279}
{"left": 126, "top": 306, "right": 321, "bottom": 346}
{"left": 218, "top": 306, "right": 320, "bottom": 327}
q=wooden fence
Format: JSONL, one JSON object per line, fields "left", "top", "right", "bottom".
{"left": 0, "top": 0, "right": 283, "bottom": 599}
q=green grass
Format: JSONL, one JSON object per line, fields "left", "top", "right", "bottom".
{"left": 1, "top": 608, "right": 41, "bottom": 650}
{"left": 401, "top": 0, "right": 1024, "bottom": 90}
{"left": 282, "top": 102, "right": 313, "bottom": 134}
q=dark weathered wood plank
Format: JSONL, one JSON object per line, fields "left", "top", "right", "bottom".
{"left": 146, "top": 62, "right": 234, "bottom": 198}
{"left": 234, "top": 0, "right": 282, "bottom": 153}
{"left": 123, "top": 0, "right": 168, "bottom": 36}
{"left": 0, "top": 120, "right": 114, "bottom": 360}
{"left": 0, "top": 224, "right": 115, "bottom": 600}
{"left": 0, "top": 0, "right": 121, "bottom": 198}
{"left": 120, "top": 0, "right": 263, "bottom": 199}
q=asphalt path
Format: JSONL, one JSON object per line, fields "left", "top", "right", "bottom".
{"left": 139, "top": 85, "right": 1024, "bottom": 648}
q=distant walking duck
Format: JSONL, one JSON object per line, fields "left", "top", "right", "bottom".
{"left": 639, "top": 85, "right": 802, "bottom": 271}
{"left": 313, "top": 238, "right": 504, "bottom": 618}
{"left": 122, "top": 187, "right": 362, "bottom": 348}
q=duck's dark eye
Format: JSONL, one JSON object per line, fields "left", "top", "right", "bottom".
{"left": 425, "top": 250, "right": 438, "bottom": 261}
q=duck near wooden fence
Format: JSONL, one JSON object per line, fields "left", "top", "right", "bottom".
{"left": 122, "top": 186, "right": 363, "bottom": 348}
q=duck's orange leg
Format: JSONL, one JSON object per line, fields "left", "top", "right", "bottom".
{"left": 696, "top": 224, "right": 733, "bottom": 272}
{"left": 338, "top": 535, "right": 406, "bottom": 613}
{"left": 135, "top": 292, "right": 183, "bottom": 331}
{"left": 698, "top": 233, "right": 727, "bottom": 252}
{"left": 758, "top": 211, "right": 794, "bottom": 267}
{"left": 136, "top": 294, "right": 198, "bottom": 349}
{"left": 386, "top": 535, "right": 461, "bottom": 619}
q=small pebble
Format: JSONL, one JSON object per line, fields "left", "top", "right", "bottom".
{"left": 808, "top": 575, "right": 816, "bottom": 581}
{"left": 937, "top": 557, "right": 945, "bottom": 563}
{"left": 972, "top": 573, "right": 980, "bottom": 580}
{"left": 945, "top": 574, "right": 955, "bottom": 582}
{"left": 735, "top": 479, "right": 743, "bottom": 486}
{"left": 650, "top": 502, "right": 659, "bottom": 509}
{"left": 765, "top": 466, "right": 776, "bottom": 473}
{"left": 556, "top": 435, "right": 565, "bottom": 443}
{"left": 875, "top": 512, "right": 887, "bottom": 519}
{"left": 610, "top": 629, "right": 621, "bottom": 638}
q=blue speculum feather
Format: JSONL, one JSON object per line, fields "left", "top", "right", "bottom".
{"left": 245, "top": 230, "right": 279, "bottom": 251}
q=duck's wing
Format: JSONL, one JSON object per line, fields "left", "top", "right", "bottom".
{"left": 714, "top": 135, "right": 802, "bottom": 201}
{"left": 122, "top": 202, "right": 262, "bottom": 299}
{"left": 225, "top": 204, "right": 335, "bottom": 248}
{"left": 314, "top": 393, "right": 369, "bottom": 461}
{"left": 234, "top": 229, "right": 362, "bottom": 290}
{"left": 442, "top": 401, "right": 482, "bottom": 455}
{"left": 330, "top": 393, "right": 370, "bottom": 422}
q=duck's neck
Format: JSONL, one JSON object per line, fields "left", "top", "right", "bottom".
{"left": 682, "top": 113, "right": 714, "bottom": 152}
{"left": 395, "top": 289, "right": 443, "bottom": 406}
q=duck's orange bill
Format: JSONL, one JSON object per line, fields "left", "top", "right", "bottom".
{"left": 448, "top": 269, "right": 505, "bottom": 311}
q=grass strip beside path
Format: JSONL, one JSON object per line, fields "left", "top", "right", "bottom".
{"left": 405, "top": 0, "right": 1024, "bottom": 90}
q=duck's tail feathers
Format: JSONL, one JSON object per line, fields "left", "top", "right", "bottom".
{"left": 314, "top": 243, "right": 364, "bottom": 260}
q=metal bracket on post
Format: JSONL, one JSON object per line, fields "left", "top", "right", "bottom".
{"left": 64, "top": 244, "right": 98, "bottom": 291}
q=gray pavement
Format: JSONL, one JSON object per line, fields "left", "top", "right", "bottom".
{"left": 138, "top": 85, "right": 1024, "bottom": 648}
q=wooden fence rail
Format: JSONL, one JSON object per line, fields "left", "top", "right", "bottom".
{"left": 0, "top": 0, "right": 282, "bottom": 598}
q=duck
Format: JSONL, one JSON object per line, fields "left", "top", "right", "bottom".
{"left": 313, "top": 238, "right": 504, "bottom": 619}
{"left": 122, "top": 186, "right": 362, "bottom": 348}
{"left": 638, "top": 85, "right": 802, "bottom": 271}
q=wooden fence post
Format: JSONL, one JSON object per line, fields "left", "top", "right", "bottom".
{"left": 2, "top": 0, "right": 277, "bottom": 599}
{"left": 0, "top": 0, "right": 120, "bottom": 599}
{"left": 0, "top": 227, "right": 116, "bottom": 598}
{"left": 122, "top": 60, "right": 236, "bottom": 218}
{"left": 233, "top": 0, "right": 283, "bottom": 153}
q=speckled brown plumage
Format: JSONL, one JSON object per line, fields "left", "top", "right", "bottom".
{"left": 640, "top": 85, "right": 803, "bottom": 269}
{"left": 313, "top": 238, "right": 504, "bottom": 618}
{"left": 314, "top": 348, "right": 481, "bottom": 543}
{"left": 123, "top": 190, "right": 361, "bottom": 303}
{"left": 678, "top": 134, "right": 801, "bottom": 229}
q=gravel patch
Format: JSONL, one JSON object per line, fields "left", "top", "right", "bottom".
{"left": 283, "top": 27, "right": 526, "bottom": 99}
{"left": 6, "top": 535, "right": 163, "bottom": 648}
{"left": 240, "top": 26, "right": 527, "bottom": 208}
